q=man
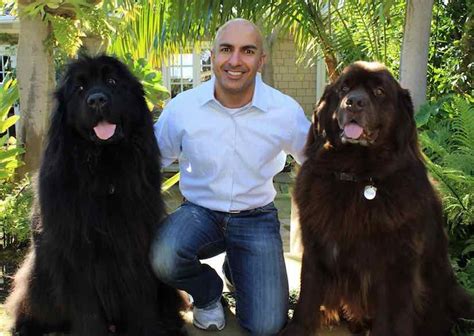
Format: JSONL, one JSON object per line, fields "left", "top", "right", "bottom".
{"left": 151, "top": 19, "right": 310, "bottom": 335}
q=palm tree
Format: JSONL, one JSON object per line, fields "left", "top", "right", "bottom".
{"left": 156, "top": 0, "right": 405, "bottom": 80}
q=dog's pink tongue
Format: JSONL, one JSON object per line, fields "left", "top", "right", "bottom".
{"left": 344, "top": 123, "right": 364, "bottom": 139}
{"left": 93, "top": 121, "right": 116, "bottom": 140}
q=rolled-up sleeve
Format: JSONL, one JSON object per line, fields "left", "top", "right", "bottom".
{"left": 283, "top": 105, "right": 311, "bottom": 165}
{"left": 154, "top": 106, "right": 181, "bottom": 168}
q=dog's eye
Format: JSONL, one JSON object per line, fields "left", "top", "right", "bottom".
{"left": 341, "top": 86, "right": 350, "bottom": 93}
{"left": 77, "top": 85, "right": 84, "bottom": 92}
{"left": 374, "top": 88, "right": 384, "bottom": 96}
{"left": 107, "top": 78, "right": 117, "bottom": 86}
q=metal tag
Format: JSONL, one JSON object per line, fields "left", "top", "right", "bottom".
{"left": 363, "top": 185, "right": 377, "bottom": 200}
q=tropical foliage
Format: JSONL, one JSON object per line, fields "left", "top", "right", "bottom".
{"left": 121, "top": 55, "right": 169, "bottom": 112}
{"left": 417, "top": 94, "right": 474, "bottom": 296}
{"left": 0, "top": 77, "right": 23, "bottom": 181}
{"left": 0, "top": 176, "right": 32, "bottom": 250}
{"left": 416, "top": 0, "right": 473, "bottom": 300}
{"left": 155, "top": 0, "right": 406, "bottom": 79}
{"left": 427, "top": 0, "right": 472, "bottom": 99}
{"left": 0, "top": 77, "right": 30, "bottom": 251}
{"left": 18, "top": 1, "right": 111, "bottom": 57}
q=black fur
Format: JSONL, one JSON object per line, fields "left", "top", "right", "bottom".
{"left": 6, "top": 55, "right": 185, "bottom": 336}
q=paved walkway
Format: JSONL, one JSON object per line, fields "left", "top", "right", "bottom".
{"left": 183, "top": 253, "right": 350, "bottom": 336}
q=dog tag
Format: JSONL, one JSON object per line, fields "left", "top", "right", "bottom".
{"left": 363, "top": 185, "right": 377, "bottom": 200}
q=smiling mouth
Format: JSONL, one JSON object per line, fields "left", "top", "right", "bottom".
{"left": 225, "top": 70, "right": 246, "bottom": 78}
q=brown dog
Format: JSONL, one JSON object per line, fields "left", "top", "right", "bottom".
{"left": 281, "top": 61, "right": 473, "bottom": 336}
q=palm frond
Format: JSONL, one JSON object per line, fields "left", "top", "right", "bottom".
{"left": 419, "top": 95, "right": 474, "bottom": 236}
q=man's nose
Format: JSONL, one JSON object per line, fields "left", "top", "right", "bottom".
{"left": 228, "top": 51, "right": 242, "bottom": 66}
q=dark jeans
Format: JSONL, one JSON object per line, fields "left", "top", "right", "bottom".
{"left": 150, "top": 201, "right": 289, "bottom": 335}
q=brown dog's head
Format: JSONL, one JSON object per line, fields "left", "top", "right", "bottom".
{"left": 310, "top": 61, "right": 417, "bottom": 153}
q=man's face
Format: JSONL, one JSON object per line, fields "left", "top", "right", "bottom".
{"left": 211, "top": 22, "right": 266, "bottom": 100}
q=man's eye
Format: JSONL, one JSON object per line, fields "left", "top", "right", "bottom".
{"left": 245, "top": 49, "right": 255, "bottom": 54}
{"left": 221, "top": 47, "right": 231, "bottom": 53}
{"left": 107, "top": 78, "right": 117, "bottom": 86}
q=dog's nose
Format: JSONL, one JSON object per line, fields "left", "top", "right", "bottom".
{"left": 87, "top": 92, "right": 108, "bottom": 109}
{"left": 345, "top": 93, "right": 368, "bottom": 112}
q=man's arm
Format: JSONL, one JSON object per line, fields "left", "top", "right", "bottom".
{"left": 154, "top": 106, "right": 181, "bottom": 167}
{"left": 284, "top": 105, "right": 311, "bottom": 165}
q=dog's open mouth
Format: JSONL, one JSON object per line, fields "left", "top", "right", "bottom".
{"left": 93, "top": 120, "right": 117, "bottom": 140}
{"left": 343, "top": 122, "right": 364, "bottom": 140}
{"left": 340, "top": 122, "right": 377, "bottom": 146}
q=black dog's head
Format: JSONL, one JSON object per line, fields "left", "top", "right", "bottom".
{"left": 311, "top": 61, "right": 416, "bottom": 152}
{"left": 55, "top": 55, "right": 148, "bottom": 144}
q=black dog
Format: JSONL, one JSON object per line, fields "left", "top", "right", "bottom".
{"left": 6, "top": 55, "right": 185, "bottom": 335}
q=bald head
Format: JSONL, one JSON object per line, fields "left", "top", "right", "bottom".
{"left": 213, "top": 19, "right": 265, "bottom": 54}
{"left": 210, "top": 18, "right": 266, "bottom": 108}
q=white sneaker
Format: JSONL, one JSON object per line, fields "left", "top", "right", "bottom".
{"left": 193, "top": 299, "right": 226, "bottom": 331}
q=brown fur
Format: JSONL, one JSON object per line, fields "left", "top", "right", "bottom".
{"left": 280, "top": 62, "right": 473, "bottom": 336}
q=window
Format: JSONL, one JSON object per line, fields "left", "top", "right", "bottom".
{"left": 200, "top": 49, "right": 212, "bottom": 83}
{"left": 163, "top": 47, "right": 212, "bottom": 98}
{"left": 0, "top": 54, "right": 12, "bottom": 83}
{"left": 0, "top": 45, "right": 16, "bottom": 83}
{"left": 0, "top": 45, "right": 18, "bottom": 137}
{"left": 168, "top": 53, "right": 194, "bottom": 98}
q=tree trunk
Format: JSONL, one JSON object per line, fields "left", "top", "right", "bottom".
{"left": 324, "top": 52, "right": 339, "bottom": 82}
{"left": 16, "top": 7, "right": 55, "bottom": 176}
{"left": 399, "top": 0, "right": 434, "bottom": 111}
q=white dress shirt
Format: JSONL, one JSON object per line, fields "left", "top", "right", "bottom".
{"left": 154, "top": 74, "right": 311, "bottom": 212}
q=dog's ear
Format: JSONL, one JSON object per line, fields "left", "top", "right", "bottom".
{"left": 305, "top": 109, "right": 318, "bottom": 148}
{"left": 48, "top": 73, "right": 73, "bottom": 138}
{"left": 304, "top": 83, "right": 340, "bottom": 155}
{"left": 52, "top": 77, "right": 69, "bottom": 122}
{"left": 314, "top": 83, "right": 340, "bottom": 145}
{"left": 396, "top": 87, "right": 422, "bottom": 159}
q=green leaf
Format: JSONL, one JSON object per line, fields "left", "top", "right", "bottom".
{"left": 162, "top": 172, "right": 180, "bottom": 192}
{"left": 0, "top": 148, "right": 24, "bottom": 162}
{"left": 0, "top": 115, "right": 20, "bottom": 133}
{"left": 462, "top": 240, "right": 474, "bottom": 256}
{"left": 0, "top": 134, "right": 8, "bottom": 147}
{"left": 415, "top": 103, "right": 433, "bottom": 127}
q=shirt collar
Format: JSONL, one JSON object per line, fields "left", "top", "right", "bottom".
{"left": 198, "top": 73, "right": 269, "bottom": 112}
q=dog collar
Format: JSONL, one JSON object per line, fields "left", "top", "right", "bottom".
{"left": 333, "top": 172, "right": 377, "bottom": 200}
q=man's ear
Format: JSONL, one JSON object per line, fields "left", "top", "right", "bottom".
{"left": 258, "top": 52, "right": 267, "bottom": 72}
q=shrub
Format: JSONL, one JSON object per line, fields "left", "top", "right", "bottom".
{"left": 417, "top": 94, "right": 474, "bottom": 295}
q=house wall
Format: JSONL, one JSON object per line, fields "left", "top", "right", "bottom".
{"left": 271, "top": 36, "right": 317, "bottom": 116}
